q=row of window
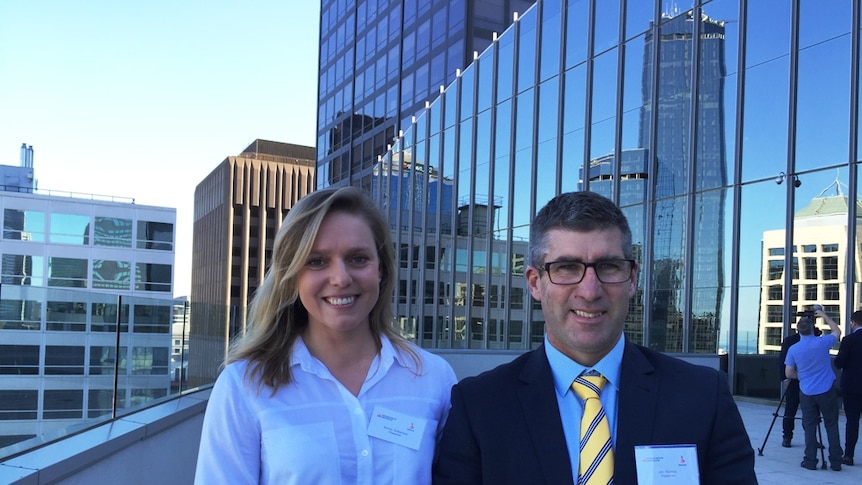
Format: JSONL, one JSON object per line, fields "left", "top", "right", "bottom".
{"left": 1, "top": 254, "right": 171, "bottom": 292}
{"left": 767, "top": 256, "right": 839, "bottom": 281}
{"left": 397, "top": 244, "right": 525, "bottom": 273}
{"left": 397, "top": 280, "right": 538, "bottom": 310}
{"left": 2, "top": 210, "right": 173, "bottom": 250}
{"left": 0, "top": 300, "right": 172, "bottom": 332}
{"left": 767, "top": 243, "right": 840, "bottom": 256}
{"left": 418, "top": 316, "right": 544, "bottom": 347}
{"left": 0, "top": 387, "right": 168, "bottom": 421}
{"left": 766, "top": 284, "right": 842, "bottom": 302}
{"left": 0, "top": 345, "right": 169, "bottom": 376}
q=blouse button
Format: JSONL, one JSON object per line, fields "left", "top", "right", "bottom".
{"left": 361, "top": 449, "right": 370, "bottom": 457}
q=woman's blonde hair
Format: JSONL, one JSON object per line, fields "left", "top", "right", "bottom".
{"left": 227, "top": 186, "right": 420, "bottom": 391}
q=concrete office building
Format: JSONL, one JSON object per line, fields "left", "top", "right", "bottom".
{"left": 188, "top": 139, "right": 315, "bottom": 386}
{"left": 318, "top": 0, "right": 862, "bottom": 400}
{"left": 0, "top": 189, "right": 176, "bottom": 448}
{"left": 759, "top": 183, "right": 862, "bottom": 355}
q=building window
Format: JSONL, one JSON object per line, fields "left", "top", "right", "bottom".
{"left": 0, "top": 390, "right": 38, "bottom": 420}
{"left": 767, "top": 285, "right": 782, "bottom": 300}
{"left": 48, "top": 257, "right": 88, "bottom": 288}
{"left": 767, "top": 305, "right": 783, "bottom": 323}
{"left": 508, "top": 320, "right": 523, "bottom": 344}
{"left": 90, "top": 302, "right": 130, "bottom": 333}
{"left": 512, "top": 253, "right": 525, "bottom": 276}
{"left": 89, "top": 346, "right": 128, "bottom": 375}
{"left": 425, "top": 246, "right": 436, "bottom": 269}
{"left": 49, "top": 213, "right": 90, "bottom": 245}
{"left": 823, "top": 283, "right": 840, "bottom": 301}
{"left": 510, "top": 286, "right": 524, "bottom": 310}
{"left": 803, "top": 257, "right": 817, "bottom": 279}
{"left": 137, "top": 221, "right": 174, "bottom": 251}
{"left": 131, "top": 346, "right": 169, "bottom": 376}
{"left": 46, "top": 301, "right": 87, "bottom": 332}
{"left": 1, "top": 254, "right": 44, "bottom": 286}
{"left": 0, "top": 299, "right": 41, "bottom": 330}
{"left": 45, "top": 345, "right": 85, "bottom": 375}
{"left": 768, "top": 260, "right": 783, "bottom": 280}
{"left": 422, "top": 316, "right": 436, "bottom": 340}
{"left": 768, "top": 247, "right": 785, "bottom": 256}
{"left": 821, "top": 256, "right": 839, "bottom": 280}
{"left": 470, "top": 318, "right": 484, "bottom": 341}
{"left": 805, "top": 284, "right": 818, "bottom": 301}
{"left": 88, "top": 388, "right": 123, "bottom": 418}
{"left": 822, "top": 243, "right": 839, "bottom": 252}
{"left": 0, "top": 345, "right": 39, "bottom": 374}
{"left": 3, "top": 208, "right": 45, "bottom": 242}
{"left": 92, "top": 260, "right": 131, "bottom": 290}
{"left": 133, "top": 304, "right": 171, "bottom": 333}
{"left": 802, "top": 244, "right": 816, "bottom": 253}
{"left": 530, "top": 320, "right": 545, "bottom": 345}
{"left": 472, "top": 284, "right": 485, "bottom": 307}
{"left": 765, "top": 327, "right": 782, "bottom": 347}
{"left": 135, "top": 263, "right": 172, "bottom": 292}
{"left": 43, "top": 390, "right": 83, "bottom": 420}
{"left": 93, "top": 217, "right": 132, "bottom": 247}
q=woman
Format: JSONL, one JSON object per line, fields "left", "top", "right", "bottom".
{"left": 195, "top": 187, "right": 457, "bottom": 484}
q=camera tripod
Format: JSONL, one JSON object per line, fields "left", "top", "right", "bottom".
{"left": 758, "top": 385, "right": 827, "bottom": 469}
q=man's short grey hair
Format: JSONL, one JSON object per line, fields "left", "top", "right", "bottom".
{"left": 796, "top": 316, "right": 814, "bottom": 335}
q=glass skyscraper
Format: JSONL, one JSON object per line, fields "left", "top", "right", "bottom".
{"left": 320, "top": 0, "right": 862, "bottom": 400}
{"left": 317, "top": 0, "right": 534, "bottom": 191}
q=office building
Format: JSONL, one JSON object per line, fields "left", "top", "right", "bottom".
{"left": 188, "top": 139, "right": 315, "bottom": 386}
{"left": 759, "top": 182, "right": 862, "bottom": 355}
{"left": 0, "top": 188, "right": 176, "bottom": 448}
{"left": 319, "top": 0, "right": 862, "bottom": 399}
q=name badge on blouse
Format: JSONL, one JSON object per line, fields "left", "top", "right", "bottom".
{"left": 367, "top": 406, "right": 428, "bottom": 450}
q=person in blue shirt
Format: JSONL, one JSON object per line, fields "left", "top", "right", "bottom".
{"left": 785, "top": 310, "right": 843, "bottom": 471}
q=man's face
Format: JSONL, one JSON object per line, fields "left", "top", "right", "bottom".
{"left": 526, "top": 227, "right": 637, "bottom": 366}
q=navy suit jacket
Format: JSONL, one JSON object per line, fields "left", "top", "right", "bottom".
{"left": 432, "top": 341, "right": 756, "bottom": 484}
{"left": 836, "top": 328, "right": 862, "bottom": 395}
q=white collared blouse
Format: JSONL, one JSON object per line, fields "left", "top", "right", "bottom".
{"left": 194, "top": 335, "right": 457, "bottom": 485}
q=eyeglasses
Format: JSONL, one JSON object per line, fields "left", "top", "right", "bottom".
{"left": 542, "top": 259, "right": 635, "bottom": 285}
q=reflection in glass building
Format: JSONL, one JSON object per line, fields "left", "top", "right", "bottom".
{"left": 319, "top": 0, "right": 862, "bottom": 400}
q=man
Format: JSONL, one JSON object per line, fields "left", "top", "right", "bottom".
{"left": 835, "top": 310, "right": 862, "bottom": 466}
{"left": 785, "top": 310, "right": 843, "bottom": 471}
{"left": 778, "top": 321, "right": 821, "bottom": 447}
{"left": 432, "top": 191, "right": 756, "bottom": 484}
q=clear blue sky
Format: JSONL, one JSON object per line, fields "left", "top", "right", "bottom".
{"left": 0, "top": 1, "right": 321, "bottom": 297}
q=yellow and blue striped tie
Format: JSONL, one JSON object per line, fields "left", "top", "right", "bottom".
{"left": 572, "top": 375, "right": 614, "bottom": 485}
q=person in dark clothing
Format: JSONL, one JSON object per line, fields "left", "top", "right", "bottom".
{"left": 779, "top": 328, "right": 802, "bottom": 447}
{"left": 835, "top": 310, "right": 862, "bottom": 466}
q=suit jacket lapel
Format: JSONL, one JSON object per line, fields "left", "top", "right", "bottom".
{"left": 517, "top": 346, "right": 576, "bottom": 485}
{"left": 614, "top": 342, "right": 658, "bottom": 484}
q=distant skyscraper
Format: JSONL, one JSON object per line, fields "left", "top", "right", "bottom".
{"left": 585, "top": 12, "right": 728, "bottom": 353}
{"left": 188, "top": 139, "right": 315, "bottom": 386}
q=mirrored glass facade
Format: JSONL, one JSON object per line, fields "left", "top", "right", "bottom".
{"left": 321, "top": 0, "right": 862, "bottom": 399}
